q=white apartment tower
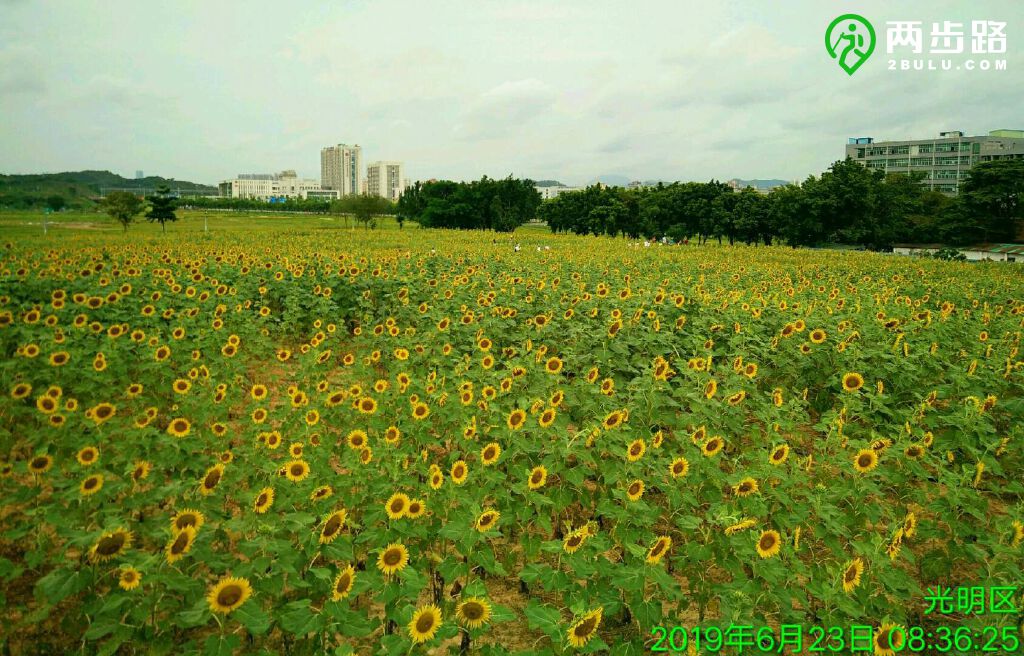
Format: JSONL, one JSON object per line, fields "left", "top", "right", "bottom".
{"left": 320, "top": 144, "right": 362, "bottom": 196}
{"left": 366, "top": 161, "right": 405, "bottom": 201}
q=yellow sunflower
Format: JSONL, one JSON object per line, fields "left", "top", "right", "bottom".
{"left": 300, "top": 477, "right": 328, "bottom": 497}
{"left": 626, "top": 439, "right": 646, "bottom": 462}
{"left": 407, "top": 498, "right": 426, "bottom": 519}
{"left": 331, "top": 564, "right": 356, "bottom": 601}
{"left": 207, "top": 576, "right": 252, "bottom": 614}
{"left": 528, "top": 465, "right": 548, "bottom": 490}
{"left": 131, "top": 460, "right": 151, "bottom": 483}
{"left": 377, "top": 542, "right": 409, "bottom": 576}
{"left": 166, "top": 417, "right": 191, "bottom": 438}
{"left": 842, "top": 372, "right": 865, "bottom": 392}
{"left": 669, "top": 457, "right": 689, "bottom": 478}
{"left": 455, "top": 597, "right": 492, "bottom": 630}
{"left": 346, "top": 429, "right": 368, "bottom": 450}
{"left": 254, "top": 487, "right": 275, "bottom": 514}
{"left": 199, "top": 464, "right": 225, "bottom": 495}
{"left": 602, "top": 410, "right": 623, "bottom": 430}
{"left": 481, "top": 443, "right": 501, "bottom": 465}
{"left": 408, "top": 604, "right": 442, "bottom": 644}
{"left": 842, "top": 557, "right": 864, "bottom": 593}
{"left": 170, "top": 509, "right": 205, "bottom": 533}
{"left": 411, "top": 402, "right": 430, "bottom": 420}
{"left": 733, "top": 477, "right": 759, "bottom": 497}
{"left": 475, "top": 509, "right": 500, "bottom": 532}
{"left": 645, "top": 536, "right": 672, "bottom": 565}
{"left": 626, "top": 479, "right": 645, "bottom": 501}
{"left": 507, "top": 408, "right": 526, "bottom": 430}
{"left": 563, "top": 529, "right": 588, "bottom": 554}
{"left": 769, "top": 444, "right": 790, "bottom": 465}
{"left": 79, "top": 474, "right": 104, "bottom": 496}
{"left": 76, "top": 446, "right": 99, "bottom": 466}
{"left": 755, "top": 529, "right": 781, "bottom": 559}
{"left": 118, "top": 566, "right": 142, "bottom": 591}
{"left": 451, "top": 460, "right": 468, "bottom": 485}
{"left": 89, "top": 528, "right": 133, "bottom": 563}
{"left": 357, "top": 396, "right": 377, "bottom": 415}
{"left": 284, "top": 459, "right": 310, "bottom": 482}
{"left": 28, "top": 454, "right": 53, "bottom": 475}
{"left": 165, "top": 526, "right": 197, "bottom": 564}
{"left": 385, "top": 493, "right": 410, "bottom": 519}
{"left": 853, "top": 448, "right": 879, "bottom": 473}
{"left": 319, "top": 509, "right": 348, "bottom": 544}
{"left": 702, "top": 436, "right": 724, "bottom": 457}
{"left": 873, "top": 622, "right": 905, "bottom": 656}
{"left": 567, "top": 608, "right": 602, "bottom": 648}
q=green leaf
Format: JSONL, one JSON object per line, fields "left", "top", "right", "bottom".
{"left": 175, "top": 593, "right": 212, "bottom": 628}
{"left": 35, "top": 567, "right": 89, "bottom": 605}
{"left": 84, "top": 620, "right": 119, "bottom": 641}
{"left": 524, "top": 601, "right": 561, "bottom": 641}
{"left": 204, "top": 634, "right": 241, "bottom": 656}
{"left": 278, "top": 599, "right": 324, "bottom": 636}
{"left": 234, "top": 601, "right": 272, "bottom": 635}
{"left": 472, "top": 548, "right": 508, "bottom": 575}
{"left": 490, "top": 603, "right": 517, "bottom": 624}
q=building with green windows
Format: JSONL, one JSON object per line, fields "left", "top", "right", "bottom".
{"left": 845, "top": 130, "right": 1024, "bottom": 195}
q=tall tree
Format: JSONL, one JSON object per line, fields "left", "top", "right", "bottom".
{"left": 45, "top": 195, "right": 66, "bottom": 212}
{"left": 102, "top": 191, "right": 145, "bottom": 232}
{"left": 957, "top": 159, "right": 1024, "bottom": 243}
{"left": 146, "top": 184, "right": 178, "bottom": 232}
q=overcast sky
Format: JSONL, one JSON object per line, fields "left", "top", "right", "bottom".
{"left": 1, "top": 0, "right": 1021, "bottom": 186}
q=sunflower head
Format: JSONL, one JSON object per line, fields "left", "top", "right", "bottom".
{"left": 254, "top": 487, "right": 275, "bottom": 514}
{"left": 475, "top": 509, "right": 500, "bottom": 532}
{"left": 408, "top": 604, "right": 443, "bottom": 644}
{"left": 455, "top": 597, "right": 491, "bottom": 630}
{"left": 171, "top": 509, "right": 205, "bottom": 533}
{"left": 118, "top": 566, "right": 142, "bottom": 591}
{"left": 319, "top": 509, "right": 348, "bottom": 544}
{"left": 331, "top": 564, "right": 356, "bottom": 601}
{"left": 567, "top": 608, "right": 603, "bottom": 648}
{"left": 755, "top": 529, "right": 781, "bottom": 559}
{"left": 385, "top": 493, "right": 409, "bottom": 520}
{"left": 207, "top": 576, "right": 252, "bottom": 614}
{"left": 377, "top": 542, "right": 409, "bottom": 576}
{"left": 89, "top": 528, "right": 133, "bottom": 563}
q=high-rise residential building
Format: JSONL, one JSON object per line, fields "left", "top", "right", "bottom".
{"left": 320, "top": 144, "right": 362, "bottom": 196}
{"left": 845, "top": 129, "right": 1024, "bottom": 195}
{"left": 135, "top": 170, "right": 144, "bottom": 179}
{"left": 366, "top": 161, "right": 406, "bottom": 201}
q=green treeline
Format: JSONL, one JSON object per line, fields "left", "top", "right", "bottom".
{"left": 539, "top": 159, "right": 1024, "bottom": 247}
{"left": 397, "top": 176, "right": 541, "bottom": 232}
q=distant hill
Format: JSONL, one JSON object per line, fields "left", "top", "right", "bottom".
{"left": 589, "top": 174, "right": 632, "bottom": 187}
{"left": 534, "top": 180, "right": 566, "bottom": 187}
{"left": 0, "top": 170, "right": 216, "bottom": 209}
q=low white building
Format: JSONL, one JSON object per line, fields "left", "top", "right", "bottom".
{"left": 219, "top": 170, "right": 327, "bottom": 200}
{"left": 892, "top": 243, "right": 943, "bottom": 256}
{"left": 891, "top": 243, "right": 1024, "bottom": 262}
{"left": 536, "top": 185, "right": 583, "bottom": 200}
{"left": 960, "top": 244, "right": 1024, "bottom": 262}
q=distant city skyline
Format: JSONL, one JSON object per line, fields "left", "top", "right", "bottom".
{"left": 1, "top": 1, "right": 1021, "bottom": 186}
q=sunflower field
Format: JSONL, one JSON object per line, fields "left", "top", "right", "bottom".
{"left": 1, "top": 217, "right": 1022, "bottom": 655}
